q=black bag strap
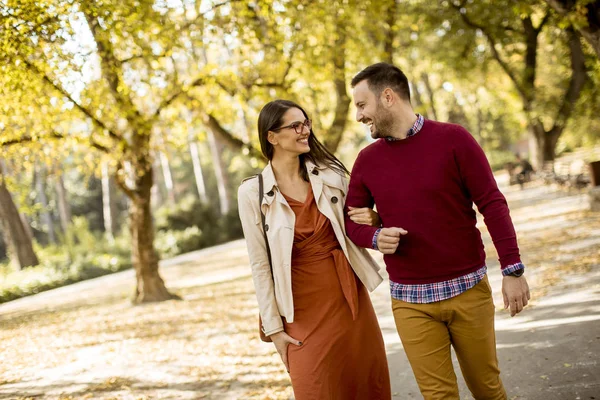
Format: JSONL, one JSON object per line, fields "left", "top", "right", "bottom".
{"left": 257, "top": 174, "right": 273, "bottom": 273}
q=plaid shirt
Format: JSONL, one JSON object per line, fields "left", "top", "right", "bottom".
{"left": 390, "top": 263, "right": 525, "bottom": 304}
{"left": 385, "top": 114, "right": 424, "bottom": 141}
{"left": 372, "top": 114, "right": 525, "bottom": 303}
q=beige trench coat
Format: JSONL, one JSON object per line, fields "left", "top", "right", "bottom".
{"left": 237, "top": 161, "right": 383, "bottom": 336}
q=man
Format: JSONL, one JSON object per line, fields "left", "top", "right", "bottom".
{"left": 344, "top": 63, "right": 530, "bottom": 400}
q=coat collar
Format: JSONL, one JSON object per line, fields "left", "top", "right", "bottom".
{"left": 259, "top": 160, "right": 341, "bottom": 207}
{"left": 259, "top": 162, "right": 279, "bottom": 206}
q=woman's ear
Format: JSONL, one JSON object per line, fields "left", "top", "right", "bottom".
{"left": 267, "top": 131, "right": 278, "bottom": 146}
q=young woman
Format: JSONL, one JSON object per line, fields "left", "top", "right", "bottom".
{"left": 238, "top": 100, "right": 391, "bottom": 399}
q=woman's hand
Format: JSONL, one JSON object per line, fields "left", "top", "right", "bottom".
{"left": 270, "top": 331, "right": 302, "bottom": 373}
{"left": 348, "top": 206, "right": 382, "bottom": 227}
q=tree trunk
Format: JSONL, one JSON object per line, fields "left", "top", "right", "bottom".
{"left": 543, "top": 130, "right": 561, "bottom": 163}
{"left": 35, "top": 166, "right": 57, "bottom": 244}
{"left": 151, "top": 160, "right": 164, "bottom": 209}
{"left": 529, "top": 121, "right": 544, "bottom": 169}
{"left": 411, "top": 82, "right": 429, "bottom": 119}
{"left": 20, "top": 212, "right": 34, "bottom": 241}
{"left": 529, "top": 120, "right": 561, "bottom": 169}
{"left": 157, "top": 134, "right": 176, "bottom": 204}
{"left": 383, "top": 0, "right": 398, "bottom": 63}
{"left": 323, "top": 15, "right": 350, "bottom": 153}
{"left": 206, "top": 129, "right": 230, "bottom": 215}
{"left": 101, "top": 162, "right": 117, "bottom": 242}
{"left": 55, "top": 174, "right": 72, "bottom": 233}
{"left": 189, "top": 139, "right": 208, "bottom": 204}
{"left": 0, "top": 165, "right": 39, "bottom": 269}
{"left": 448, "top": 94, "right": 472, "bottom": 131}
{"left": 475, "top": 107, "right": 485, "bottom": 147}
{"left": 529, "top": 29, "right": 587, "bottom": 169}
{"left": 128, "top": 166, "right": 178, "bottom": 303}
{"left": 421, "top": 73, "right": 438, "bottom": 120}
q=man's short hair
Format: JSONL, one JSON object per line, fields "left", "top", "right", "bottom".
{"left": 351, "top": 62, "right": 411, "bottom": 101}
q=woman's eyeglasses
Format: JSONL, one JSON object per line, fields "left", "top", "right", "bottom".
{"left": 272, "top": 119, "right": 312, "bottom": 135}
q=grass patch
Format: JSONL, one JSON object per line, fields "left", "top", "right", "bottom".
{"left": 0, "top": 218, "right": 132, "bottom": 304}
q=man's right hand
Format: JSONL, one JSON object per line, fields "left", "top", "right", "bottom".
{"left": 270, "top": 331, "right": 302, "bottom": 373}
{"left": 377, "top": 227, "right": 408, "bottom": 254}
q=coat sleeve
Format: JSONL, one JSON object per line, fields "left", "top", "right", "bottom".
{"left": 237, "top": 182, "right": 284, "bottom": 336}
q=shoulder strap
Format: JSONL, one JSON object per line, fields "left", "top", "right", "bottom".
{"left": 258, "top": 174, "right": 273, "bottom": 274}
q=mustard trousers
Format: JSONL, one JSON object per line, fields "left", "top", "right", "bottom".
{"left": 392, "top": 275, "right": 507, "bottom": 400}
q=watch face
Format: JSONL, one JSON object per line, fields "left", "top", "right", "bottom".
{"left": 511, "top": 269, "right": 524, "bottom": 277}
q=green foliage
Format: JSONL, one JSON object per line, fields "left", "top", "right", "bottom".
{"left": 154, "top": 195, "right": 243, "bottom": 259}
{"left": 1, "top": 0, "right": 599, "bottom": 302}
{"left": 0, "top": 217, "right": 131, "bottom": 304}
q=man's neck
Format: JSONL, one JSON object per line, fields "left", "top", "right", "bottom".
{"left": 387, "top": 109, "right": 418, "bottom": 140}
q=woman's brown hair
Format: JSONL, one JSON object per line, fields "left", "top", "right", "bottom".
{"left": 257, "top": 99, "right": 349, "bottom": 181}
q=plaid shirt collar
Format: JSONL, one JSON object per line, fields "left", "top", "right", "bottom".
{"left": 385, "top": 114, "right": 424, "bottom": 142}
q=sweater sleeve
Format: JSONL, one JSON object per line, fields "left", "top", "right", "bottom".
{"left": 344, "top": 151, "right": 379, "bottom": 249}
{"left": 452, "top": 126, "right": 522, "bottom": 270}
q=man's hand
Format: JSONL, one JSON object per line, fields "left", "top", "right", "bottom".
{"left": 502, "top": 275, "right": 531, "bottom": 317}
{"left": 269, "top": 331, "right": 302, "bottom": 373}
{"left": 377, "top": 227, "right": 408, "bottom": 254}
{"left": 348, "top": 206, "right": 381, "bottom": 227}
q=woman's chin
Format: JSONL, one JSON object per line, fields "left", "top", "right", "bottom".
{"left": 297, "top": 144, "right": 311, "bottom": 154}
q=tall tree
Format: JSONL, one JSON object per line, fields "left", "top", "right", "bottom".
{"left": 206, "top": 128, "right": 230, "bottom": 215}
{"left": 156, "top": 133, "right": 176, "bottom": 205}
{"left": 0, "top": 161, "right": 39, "bottom": 269}
{"left": 35, "top": 165, "right": 57, "bottom": 244}
{"left": 101, "top": 162, "right": 118, "bottom": 242}
{"left": 54, "top": 173, "right": 72, "bottom": 234}
{"left": 446, "top": 1, "right": 588, "bottom": 166}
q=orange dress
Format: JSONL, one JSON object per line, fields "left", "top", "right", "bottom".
{"left": 282, "top": 189, "right": 391, "bottom": 400}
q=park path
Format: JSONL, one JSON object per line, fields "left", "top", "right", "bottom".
{"left": 1, "top": 173, "right": 599, "bottom": 400}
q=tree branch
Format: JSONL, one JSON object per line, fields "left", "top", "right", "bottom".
{"left": 0, "top": 130, "right": 112, "bottom": 154}
{"left": 184, "top": 94, "right": 262, "bottom": 158}
{"left": 114, "top": 161, "right": 137, "bottom": 199}
{"left": 153, "top": 76, "right": 206, "bottom": 118}
{"left": 452, "top": 3, "right": 529, "bottom": 103}
{"left": 536, "top": 12, "right": 551, "bottom": 33}
{"left": 22, "top": 60, "right": 123, "bottom": 142}
{"left": 0, "top": 131, "right": 64, "bottom": 147}
{"left": 546, "top": 0, "right": 600, "bottom": 58}
{"left": 178, "top": 0, "right": 245, "bottom": 32}
{"left": 81, "top": 6, "right": 146, "bottom": 132}
{"left": 550, "top": 29, "right": 588, "bottom": 134}
{"left": 203, "top": 112, "right": 261, "bottom": 159}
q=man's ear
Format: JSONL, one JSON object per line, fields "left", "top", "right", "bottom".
{"left": 381, "top": 88, "right": 395, "bottom": 107}
{"left": 267, "top": 131, "right": 278, "bottom": 146}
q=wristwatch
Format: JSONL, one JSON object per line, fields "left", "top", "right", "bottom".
{"left": 508, "top": 268, "right": 525, "bottom": 277}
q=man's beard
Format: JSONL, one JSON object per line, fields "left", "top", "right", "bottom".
{"left": 371, "top": 104, "right": 395, "bottom": 139}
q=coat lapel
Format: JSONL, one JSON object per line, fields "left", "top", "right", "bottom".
{"left": 259, "top": 163, "right": 277, "bottom": 209}
{"left": 306, "top": 161, "right": 324, "bottom": 204}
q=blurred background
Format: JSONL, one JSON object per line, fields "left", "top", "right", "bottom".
{"left": 0, "top": 0, "right": 600, "bottom": 312}
{"left": 1, "top": 1, "right": 600, "bottom": 399}
{"left": 1, "top": 0, "right": 598, "bottom": 304}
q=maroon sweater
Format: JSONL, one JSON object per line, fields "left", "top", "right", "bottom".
{"left": 345, "top": 120, "right": 521, "bottom": 285}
